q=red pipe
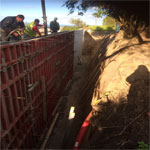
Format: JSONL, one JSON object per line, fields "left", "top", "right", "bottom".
{"left": 73, "top": 111, "right": 92, "bottom": 150}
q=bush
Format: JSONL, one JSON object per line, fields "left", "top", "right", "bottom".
{"left": 138, "top": 141, "right": 149, "bottom": 150}
{"left": 69, "top": 18, "right": 87, "bottom": 28}
{"left": 61, "top": 26, "right": 80, "bottom": 31}
{"left": 61, "top": 25, "right": 116, "bottom": 32}
{"left": 103, "top": 16, "right": 116, "bottom": 27}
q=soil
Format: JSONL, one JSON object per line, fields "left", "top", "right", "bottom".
{"left": 84, "top": 30, "right": 150, "bottom": 149}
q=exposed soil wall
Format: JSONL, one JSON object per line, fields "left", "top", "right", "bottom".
{"left": 82, "top": 29, "right": 150, "bottom": 149}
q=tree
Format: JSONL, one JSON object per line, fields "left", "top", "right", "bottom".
{"left": 69, "top": 18, "right": 87, "bottom": 28}
{"left": 64, "top": 0, "right": 149, "bottom": 43}
{"left": 92, "top": 8, "right": 108, "bottom": 25}
{"left": 92, "top": 8, "right": 108, "bottom": 18}
{"left": 102, "top": 16, "right": 116, "bottom": 27}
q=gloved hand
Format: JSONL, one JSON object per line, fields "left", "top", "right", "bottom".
{"left": 13, "top": 32, "right": 19, "bottom": 37}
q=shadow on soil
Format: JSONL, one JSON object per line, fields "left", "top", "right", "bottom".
{"left": 63, "top": 32, "right": 149, "bottom": 149}
{"left": 85, "top": 65, "right": 149, "bottom": 149}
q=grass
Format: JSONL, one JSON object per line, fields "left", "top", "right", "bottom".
{"left": 61, "top": 26, "right": 80, "bottom": 31}
{"left": 61, "top": 25, "right": 116, "bottom": 32}
{"left": 87, "top": 25, "right": 116, "bottom": 31}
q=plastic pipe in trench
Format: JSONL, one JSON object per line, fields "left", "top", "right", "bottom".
{"left": 73, "top": 111, "right": 92, "bottom": 150}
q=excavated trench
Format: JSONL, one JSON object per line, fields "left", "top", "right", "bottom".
{"left": 45, "top": 29, "right": 150, "bottom": 149}
{"left": 44, "top": 30, "right": 110, "bottom": 149}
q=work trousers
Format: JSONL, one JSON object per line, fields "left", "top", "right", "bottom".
{"left": 0, "top": 28, "right": 8, "bottom": 41}
{"left": 24, "top": 33, "right": 34, "bottom": 39}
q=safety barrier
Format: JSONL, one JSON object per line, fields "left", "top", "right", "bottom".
{"left": 0, "top": 31, "right": 74, "bottom": 149}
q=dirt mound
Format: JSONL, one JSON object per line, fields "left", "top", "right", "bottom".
{"left": 91, "top": 30, "right": 150, "bottom": 105}
{"left": 82, "top": 29, "right": 150, "bottom": 149}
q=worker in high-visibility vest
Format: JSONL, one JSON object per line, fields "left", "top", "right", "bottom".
{"left": 24, "top": 19, "right": 43, "bottom": 39}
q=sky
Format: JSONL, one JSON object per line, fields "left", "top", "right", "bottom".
{"left": 0, "top": 0, "right": 104, "bottom": 26}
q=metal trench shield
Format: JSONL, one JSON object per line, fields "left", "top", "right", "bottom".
{"left": 0, "top": 32, "right": 74, "bottom": 149}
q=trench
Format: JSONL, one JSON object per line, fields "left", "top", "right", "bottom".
{"left": 43, "top": 30, "right": 109, "bottom": 149}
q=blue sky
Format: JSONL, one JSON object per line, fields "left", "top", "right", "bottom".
{"left": 0, "top": 0, "right": 104, "bottom": 25}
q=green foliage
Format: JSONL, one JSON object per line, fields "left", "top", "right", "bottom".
{"left": 92, "top": 8, "right": 108, "bottom": 18}
{"left": 103, "top": 16, "right": 116, "bottom": 27}
{"left": 64, "top": 1, "right": 148, "bottom": 43}
{"left": 64, "top": 1, "right": 149, "bottom": 26}
{"left": 138, "top": 141, "right": 149, "bottom": 150}
{"left": 61, "top": 26, "right": 80, "bottom": 31}
{"left": 69, "top": 18, "right": 87, "bottom": 28}
{"left": 87, "top": 25, "right": 115, "bottom": 31}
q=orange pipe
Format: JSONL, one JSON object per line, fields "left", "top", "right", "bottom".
{"left": 73, "top": 111, "right": 92, "bottom": 150}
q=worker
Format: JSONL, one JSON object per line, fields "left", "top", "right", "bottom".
{"left": 50, "top": 17, "right": 60, "bottom": 33}
{"left": 0, "top": 14, "right": 25, "bottom": 41}
{"left": 24, "top": 19, "right": 43, "bottom": 39}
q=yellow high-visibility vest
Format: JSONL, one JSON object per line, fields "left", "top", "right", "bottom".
{"left": 24, "top": 22, "right": 36, "bottom": 37}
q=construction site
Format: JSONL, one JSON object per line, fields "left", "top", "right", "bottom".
{"left": 0, "top": 0, "right": 150, "bottom": 149}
